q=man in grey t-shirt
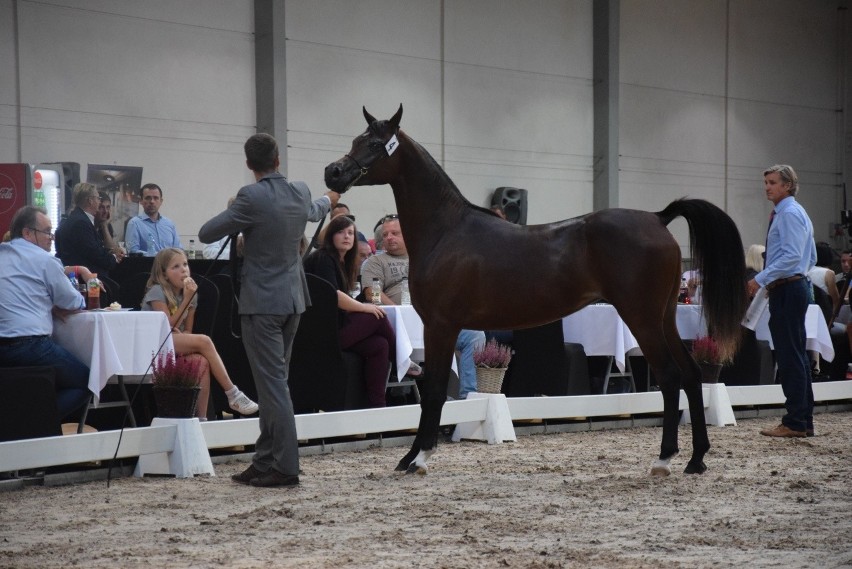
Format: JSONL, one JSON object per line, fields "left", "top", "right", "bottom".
{"left": 361, "top": 217, "right": 408, "bottom": 303}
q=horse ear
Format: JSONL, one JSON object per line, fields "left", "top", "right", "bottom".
{"left": 388, "top": 104, "right": 403, "bottom": 130}
{"left": 363, "top": 106, "right": 377, "bottom": 125}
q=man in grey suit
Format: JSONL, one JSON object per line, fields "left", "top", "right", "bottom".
{"left": 199, "top": 133, "right": 339, "bottom": 487}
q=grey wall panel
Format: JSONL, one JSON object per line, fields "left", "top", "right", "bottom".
{"left": 14, "top": 1, "right": 256, "bottom": 241}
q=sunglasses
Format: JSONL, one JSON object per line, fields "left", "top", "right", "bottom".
{"left": 373, "top": 214, "right": 399, "bottom": 232}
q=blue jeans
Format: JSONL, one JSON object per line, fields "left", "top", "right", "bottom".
{"left": 456, "top": 329, "right": 486, "bottom": 399}
{"left": 0, "top": 336, "right": 90, "bottom": 420}
{"left": 768, "top": 279, "right": 814, "bottom": 431}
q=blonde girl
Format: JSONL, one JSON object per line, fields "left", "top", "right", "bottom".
{"left": 143, "top": 247, "right": 258, "bottom": 418}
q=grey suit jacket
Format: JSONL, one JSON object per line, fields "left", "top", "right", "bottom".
{"left": 199, "top": 172, "right": 330, "bottom": 315}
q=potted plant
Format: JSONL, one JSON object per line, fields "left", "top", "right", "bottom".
{"left": 473, "top": 338, "right": 513, "bottom": 394}
{"left": 691, "top": 335, "right": 723, "bottom": 383}
{"left": 151, "top": 350, "right": 206, "bottom": 418}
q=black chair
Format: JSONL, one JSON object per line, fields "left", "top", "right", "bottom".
{"left": 191, "top": 274, "right": 219, "bottom": 337}
{"left": 289, "top": 274, "right": 368, "bottom": 413}
{"left": 98, "top": 275, "right": 121, "bottom": 308}
{"left": 502, "top": 321, "right": 575, "bottom": 397}
{"left": 0, "top": 366, "right": 62, "bottom": 442}
{"left": 207, "top": 273, "right": 256, "bottom": 417}
{"left": 119, "top": 272, "right": 151, "bottom": 310}
{"left": 719, "top": 330, "right": 775, "bottom": 386}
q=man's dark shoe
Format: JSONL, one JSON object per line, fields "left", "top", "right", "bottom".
{"left": 806, "top": 428, "right": 815, "bottom": 437}
{"left": 231, "top": 464, "right": 265, "bottom": 485}
{"left": 249, "top": 469, "right": 300, "bottom": 488}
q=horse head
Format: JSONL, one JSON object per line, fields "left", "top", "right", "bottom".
{"left": 324, "top": 104, "right": 403, "bottom": 193}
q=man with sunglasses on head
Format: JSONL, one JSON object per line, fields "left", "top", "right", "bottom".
{"left": 0, "top": 206, "right": 92, "bottom": 421}
{"left": 361, "top": 215, "right": 486, "bottom": 400}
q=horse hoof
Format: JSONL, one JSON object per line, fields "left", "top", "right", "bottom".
{"left": 394, "top": 463, "right": 407, "bottom": 472}
{"left": 683, "top": 461, "right": 707, "bottom": 474}
{"left": 405, "top": 462, "right": 427, "bottom": 475}
{"left": 649, "top": 458, "right": 672, "bottom": 477}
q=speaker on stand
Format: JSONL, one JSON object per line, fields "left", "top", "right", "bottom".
{"left": 491, "top": 187, "right": 528, "bottom": 225}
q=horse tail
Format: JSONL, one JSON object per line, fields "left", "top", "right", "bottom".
{"left": 657, "top": 198, "right": 748, "bottom": 362}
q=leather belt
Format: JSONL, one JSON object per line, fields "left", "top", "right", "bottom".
{"left": 0, "top": 335, "right": 48, "bottom": 346}
{"left": 765, "top": 274, "right": 805, "bottom": 291}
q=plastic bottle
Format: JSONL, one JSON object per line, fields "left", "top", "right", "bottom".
{"left": 87, "top": 273, "right": 100, "bottom": 310}
{"left": 147, "top": 234, "right": 156, "bottom": 255}
{"left": 678, "top": 278, "right": 688, "bottom": 303}
{"left": 68, "top": 271, "right": 77, "bottom": 288}
{"left": 187, "top": 239, "right": 196, "bottom": 259}
{"left": 371, "top": 278, "right": 382, "bottom": 305}
{"left": 400, "top": 277, "right": 411, "bottom": 305}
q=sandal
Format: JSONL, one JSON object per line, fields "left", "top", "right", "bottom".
{"left": 405, "top": 362, "right": 423, "bottom": 377}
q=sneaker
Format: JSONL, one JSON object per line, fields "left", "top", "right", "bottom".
{"left": 231, "top": 464, "right": 264, "bottom": 485}
{"left": 249, "top": 469, "right": 300, "bottom": 488}
{"left": 229, "top": 391, "right": 259, "bottom": 415}
{"left": 760, "top": 424, "right": 806, "bottom": 438}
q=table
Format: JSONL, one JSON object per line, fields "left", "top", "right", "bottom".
{"left": 53, "top": 310, "right": 174, "bottom": 404}
{"left": 381, "top": 305, "right": 457, "bottom": 381}
{"left": 562, "top": 303, "right": 833, "bottom": 373}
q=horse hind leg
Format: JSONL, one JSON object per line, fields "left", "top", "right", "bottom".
{"left": 638, "top": 318, "right": 709, "bottom": 476}
{"left": 395, "top": 330, "right": 457, "bottom": 474}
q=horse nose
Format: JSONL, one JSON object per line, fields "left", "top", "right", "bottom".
{"left": 324, "top": 162, "right": 341, "bottom": 183}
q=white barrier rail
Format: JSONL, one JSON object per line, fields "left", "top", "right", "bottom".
{"left": 1, "top": 381, "right": 850, "bottom": 476}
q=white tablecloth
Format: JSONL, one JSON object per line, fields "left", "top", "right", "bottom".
{"left": 562, "top": 303, "right": 833, "bottom": 373}
{"left": 53, "top": 311, "right": 174, "bottom": 404}
{"left": 381, "top": 305, "right": 457, "bottom": 381}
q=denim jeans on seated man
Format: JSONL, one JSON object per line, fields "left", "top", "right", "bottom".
{"left": 457, "top": 329, "right": 486, "bottom": 400}
{"left": 0, "top": 337, "right": 90, "bottom": 420}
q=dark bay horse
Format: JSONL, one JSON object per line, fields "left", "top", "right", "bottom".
{"left": 324, "top": 105, "right": 748, "bottom": 476}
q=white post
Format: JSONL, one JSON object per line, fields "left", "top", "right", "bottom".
{"left": 451, "top": 392, "right": 517, "bottom": 444}
{"left": 135, "top": 418, "right": 215, "bottom": 478}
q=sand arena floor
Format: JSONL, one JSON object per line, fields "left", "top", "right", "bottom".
{"left": 1, "top": 412, "right": 851, "bottom": 568}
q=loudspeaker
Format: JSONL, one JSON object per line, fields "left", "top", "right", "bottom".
{"left": 491, "top": 187, "right": 528, "bottom": 225}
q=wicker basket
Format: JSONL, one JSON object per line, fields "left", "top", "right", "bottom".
{"left": 476, "top": 367, "right": 507, "bottom": 394}
{"left": 153, "top": 385, "right": 201, "bottom": 418}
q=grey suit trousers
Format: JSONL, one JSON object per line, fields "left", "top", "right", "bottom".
{"left": 241, "top": 313, "right": 301, "bottom": 476}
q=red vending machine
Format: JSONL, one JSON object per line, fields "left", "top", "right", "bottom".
{"left": 0, "top": 164, "right": 64, "bottom": 252}
{"left": 0, "top": 164, "right": 31, "bottom": 238}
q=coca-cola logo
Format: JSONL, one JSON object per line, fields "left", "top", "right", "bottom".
{"left": 0, "top": 172, "right": 18, "bottom": 216}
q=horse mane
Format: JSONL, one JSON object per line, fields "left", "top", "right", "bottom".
{"left": 404, "top": 134, "right": 500, "bottom": 219}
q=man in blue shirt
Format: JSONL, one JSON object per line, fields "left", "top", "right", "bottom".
{"left": 0, "top": 206, "right": 91, "bottom": 420}
{"left": 125, "top": 183, "right": 182, "bottom": 256}
{"left": 747, "top": 164, "right": 817, "bottom": 438}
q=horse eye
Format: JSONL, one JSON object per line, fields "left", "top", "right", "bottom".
{"left": 368, "top": 140, "right": 383, "bottom": 150}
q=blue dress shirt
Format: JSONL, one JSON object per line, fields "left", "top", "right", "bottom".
{"left": 755, "top": 196, "right": 817, "bottom": 288}
{"left": 126, "top": 214, "right": 182, "bottom": 256}
{"left": 0, "top": 239, "right": 85, "bottom": 337}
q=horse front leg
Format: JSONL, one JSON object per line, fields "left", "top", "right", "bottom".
{"left": 395, "top": 328, "right": 457, "bottom": 474}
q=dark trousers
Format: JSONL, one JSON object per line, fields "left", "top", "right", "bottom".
{"left": 339, "top": 313, "right": 396, "bottom": 407}
{"left": 0, "top": 336, "right": 90, "bottom": 420}
{"left": 768, "top": 278, "right": 814, "bottom": 431}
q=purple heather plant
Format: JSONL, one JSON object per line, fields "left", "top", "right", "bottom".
{"left": 691, "top": 336, "right": 721, "bottom": 365}
{"left": 473, "top": 338, "right": 512, "bottom": 369}
{"left": 152, "top": 350, "right": 203, "bottom": 388}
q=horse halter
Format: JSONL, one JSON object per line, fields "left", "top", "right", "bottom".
{"left": 341, "top": 128, "right": 400, "bottom": 189}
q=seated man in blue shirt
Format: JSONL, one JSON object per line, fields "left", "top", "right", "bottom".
{"left": 125, "top": 183, "right": 182, "bottom": 256}
{"left": 0, "top": 206, "right": 91, "bottom": 420}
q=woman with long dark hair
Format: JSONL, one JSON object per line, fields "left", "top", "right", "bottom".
{"left": 303, "top": 215, "right": 407, "bottom": 406}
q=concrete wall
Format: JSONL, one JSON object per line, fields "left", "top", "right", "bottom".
{"left": 0, "top": 0, "right": 848, "bottom": 254}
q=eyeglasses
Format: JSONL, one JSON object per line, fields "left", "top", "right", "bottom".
{"left": 29, "top": 227, "right": 55, "bottom": 240}
{"left": 373, "top": 214, "right": 398, "bottom": 232}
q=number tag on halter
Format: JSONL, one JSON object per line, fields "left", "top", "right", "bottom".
{"left": 385, "top": 135, "right": 399, "bottom": 156}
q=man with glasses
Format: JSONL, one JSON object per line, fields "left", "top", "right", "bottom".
{"left": 0, "top": 206, "right": 91, "bottom": 420}
{"left": 55, "top": 182, "right": 124, "bottom": 277}
{"left": 125, "top": 183, "right": 182, "bottom": 256}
